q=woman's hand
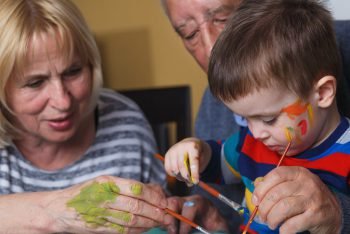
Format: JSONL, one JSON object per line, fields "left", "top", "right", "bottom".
{"left": 164, "top": 138, "right": 212, "bottom": 185}
{"left": 52, "top": 176, "right": 168, "bottom": 233}
{"left": 164, "top": 195, "right": 229, "bottom": 234}
{"left": 253, "top": 166, "right": 341, "bottom": 234}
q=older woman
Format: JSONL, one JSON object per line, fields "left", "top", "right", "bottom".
{"left": 0, "top": 0, "right": 169, "bottom": 233}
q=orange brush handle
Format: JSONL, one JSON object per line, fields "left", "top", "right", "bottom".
{"left": 242, "top": 141, "right": 292, "bottom": 234}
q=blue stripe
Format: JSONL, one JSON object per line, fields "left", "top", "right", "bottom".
{"left": 309, "top": 168, "right": 350, "bottom": 194}
{"left": 238, "top": 153, "right": 276, "bottom": 181}
{"left": 297, "top": 117, "right": 349, "bottom": 159}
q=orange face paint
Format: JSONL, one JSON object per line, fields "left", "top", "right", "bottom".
{"left": 281, "top": 99, "right": 309, "bottom": 119}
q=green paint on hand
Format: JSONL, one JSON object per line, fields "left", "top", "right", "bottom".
{"left": 67, "top": 181, "right": 128, "bottom": 232}
{"left": 130, "top": 183, "right": 143, "bottom": 195}
{"left": 110, "top": 210, "right": 132, "bottom": 223}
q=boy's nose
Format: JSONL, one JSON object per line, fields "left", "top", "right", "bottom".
{"left": 249, "top": 123, "right": 270, "bottom": 141}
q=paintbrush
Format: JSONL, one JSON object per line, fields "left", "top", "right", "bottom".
{"left": 164, "top": 208, "right": 211, "bottom": 234}
{"left": 242, "top": 141, "right": 292, "bottom": 234}
{"left": 154, "top": 153, "right": 243, "bottom": 213}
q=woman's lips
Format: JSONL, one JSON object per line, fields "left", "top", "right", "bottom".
{"left": 48, "top": 116, "right": 73, "bottom": 131}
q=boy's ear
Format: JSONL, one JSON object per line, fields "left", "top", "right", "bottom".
{"left": 314, "top": 75, "right": 336, "bottom": 108}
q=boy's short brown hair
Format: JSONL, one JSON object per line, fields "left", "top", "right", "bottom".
{"left": 208, "top": 0, "right": 340, "bottom": 102}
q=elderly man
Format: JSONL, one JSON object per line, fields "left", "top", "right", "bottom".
{"left": 161, "top": 0, "right": 243, "bottom": 141}
{"left": 161, "top": 0, "right": 350, "bottom": 233}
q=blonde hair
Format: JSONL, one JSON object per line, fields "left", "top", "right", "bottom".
{"left": 0, "top": 0, "right": 103, "bottom": 147}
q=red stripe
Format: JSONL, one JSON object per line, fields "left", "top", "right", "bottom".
{"left": 242, "top": 135, "right": 350, "bottom": 177}
{"left": 239, "top": 224, "right": 258, "bottom": 234}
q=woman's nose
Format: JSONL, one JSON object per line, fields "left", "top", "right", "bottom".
{"left": 49, "top": 81, "right": 71, "bottom": 111}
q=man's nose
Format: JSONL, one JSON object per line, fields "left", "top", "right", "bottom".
{"left": 201, "top": 24, "right": 219, "bottom": 60}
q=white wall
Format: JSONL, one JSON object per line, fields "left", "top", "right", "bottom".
{"left": 327, "top": 0, "right": 350, "bottom": 20}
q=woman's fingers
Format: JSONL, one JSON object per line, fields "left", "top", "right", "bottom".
{"left": 66, "top": 176, "right": 169, "bottom": 232}
{"left": 107, "top": 195, "right": 165, "bottom": 224}
{"left": 97, "top": 176, "right": 168, "bottom": 208}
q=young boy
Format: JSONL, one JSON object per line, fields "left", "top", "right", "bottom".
{"left": 164, "top": 0, "right": 350, "bottom": 233}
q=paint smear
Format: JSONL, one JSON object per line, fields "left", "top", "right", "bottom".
{"left": 130, "top": 183, "right": 143, "bottom": 195}
{"left": 281, "top": 99, "right": 309, "bottom": 119}
{"left": 307, "top": 104, "right": 314, "bottom": 126}
{"left": 67, "top": 181, "right": 130, "bottom": 232}
{"left": 284, "top": 127, "right": 293, "bottom": 142}
{"left": 183, "top": 152, "right": 194, "bottom": 183}
{"left": 298, "top": 119, "right": 308, "bottom": 135}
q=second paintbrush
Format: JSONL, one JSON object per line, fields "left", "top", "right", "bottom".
{"left": 154, "top": 153, "right": 244, "bottom": 213}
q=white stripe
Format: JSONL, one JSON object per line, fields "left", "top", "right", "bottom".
{"left": 0, "top": 164, "right": 9, "bottom": 173}
{"left": 0, "top": 178, "right": 9, "bottom": 188}
{"left": 88, "top": 138, "right": 155, "bottom": 155}
{"left": 7, "top": 139, "right": 153, "bottom": 174}
{"left": 97, "top": 124, "right": 154, "bottom": 140}
{"left": 65, "top": 152, "right": 142, "bottom": 172}
{"left": 11, "top": 185, "right": 23, "bottom": 193}
{"left": 100, "top": 110, "right": 144, "bottom": 121}
{"left": 21, "top": 166, "right": 141, "bottom": 188}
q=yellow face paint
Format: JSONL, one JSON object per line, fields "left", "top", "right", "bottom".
{"left": 130, "top": 183, "right": 143, "bottom": 195}
{"left": 307, "top": 104, "right": 314, "bottom": 126}
{"left": 67, "top": 181, "right": 130, "bottom": 232}
{"left": 284, "top": 127, "right": 293, "bottom": 142}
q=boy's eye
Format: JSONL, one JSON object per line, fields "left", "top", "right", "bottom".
{"left": 262, "top": 116, "right": 278, "bottom": 125}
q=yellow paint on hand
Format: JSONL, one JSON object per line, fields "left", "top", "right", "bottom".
{"left": 183, "top": 152, "right": 194, "bottom": 183}
{"left": 130, "top": 183, "right": 143, "bottom": 195}
{"left": 67, "top": 181, "right": 129, "bottom": 232}
{"left": 254, "top": 177, "right": 264, "bottom": 184}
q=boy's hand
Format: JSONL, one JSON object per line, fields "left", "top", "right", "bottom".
{"left": 164, "top": 138, "right": 212, "bottom": 185}
{"left": 252, "top": 166, "right": 341, "bottom": 234}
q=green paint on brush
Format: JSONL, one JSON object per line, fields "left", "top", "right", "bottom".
{"left": 130, "top": 183, "right": 143, "bottom": 195}
{"left": 67, "top": 181, "right": 129, "bottom": 232}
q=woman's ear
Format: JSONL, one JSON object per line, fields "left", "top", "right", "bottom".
{"left": 314, "top": 75, "right": 337, "bottom": 108}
